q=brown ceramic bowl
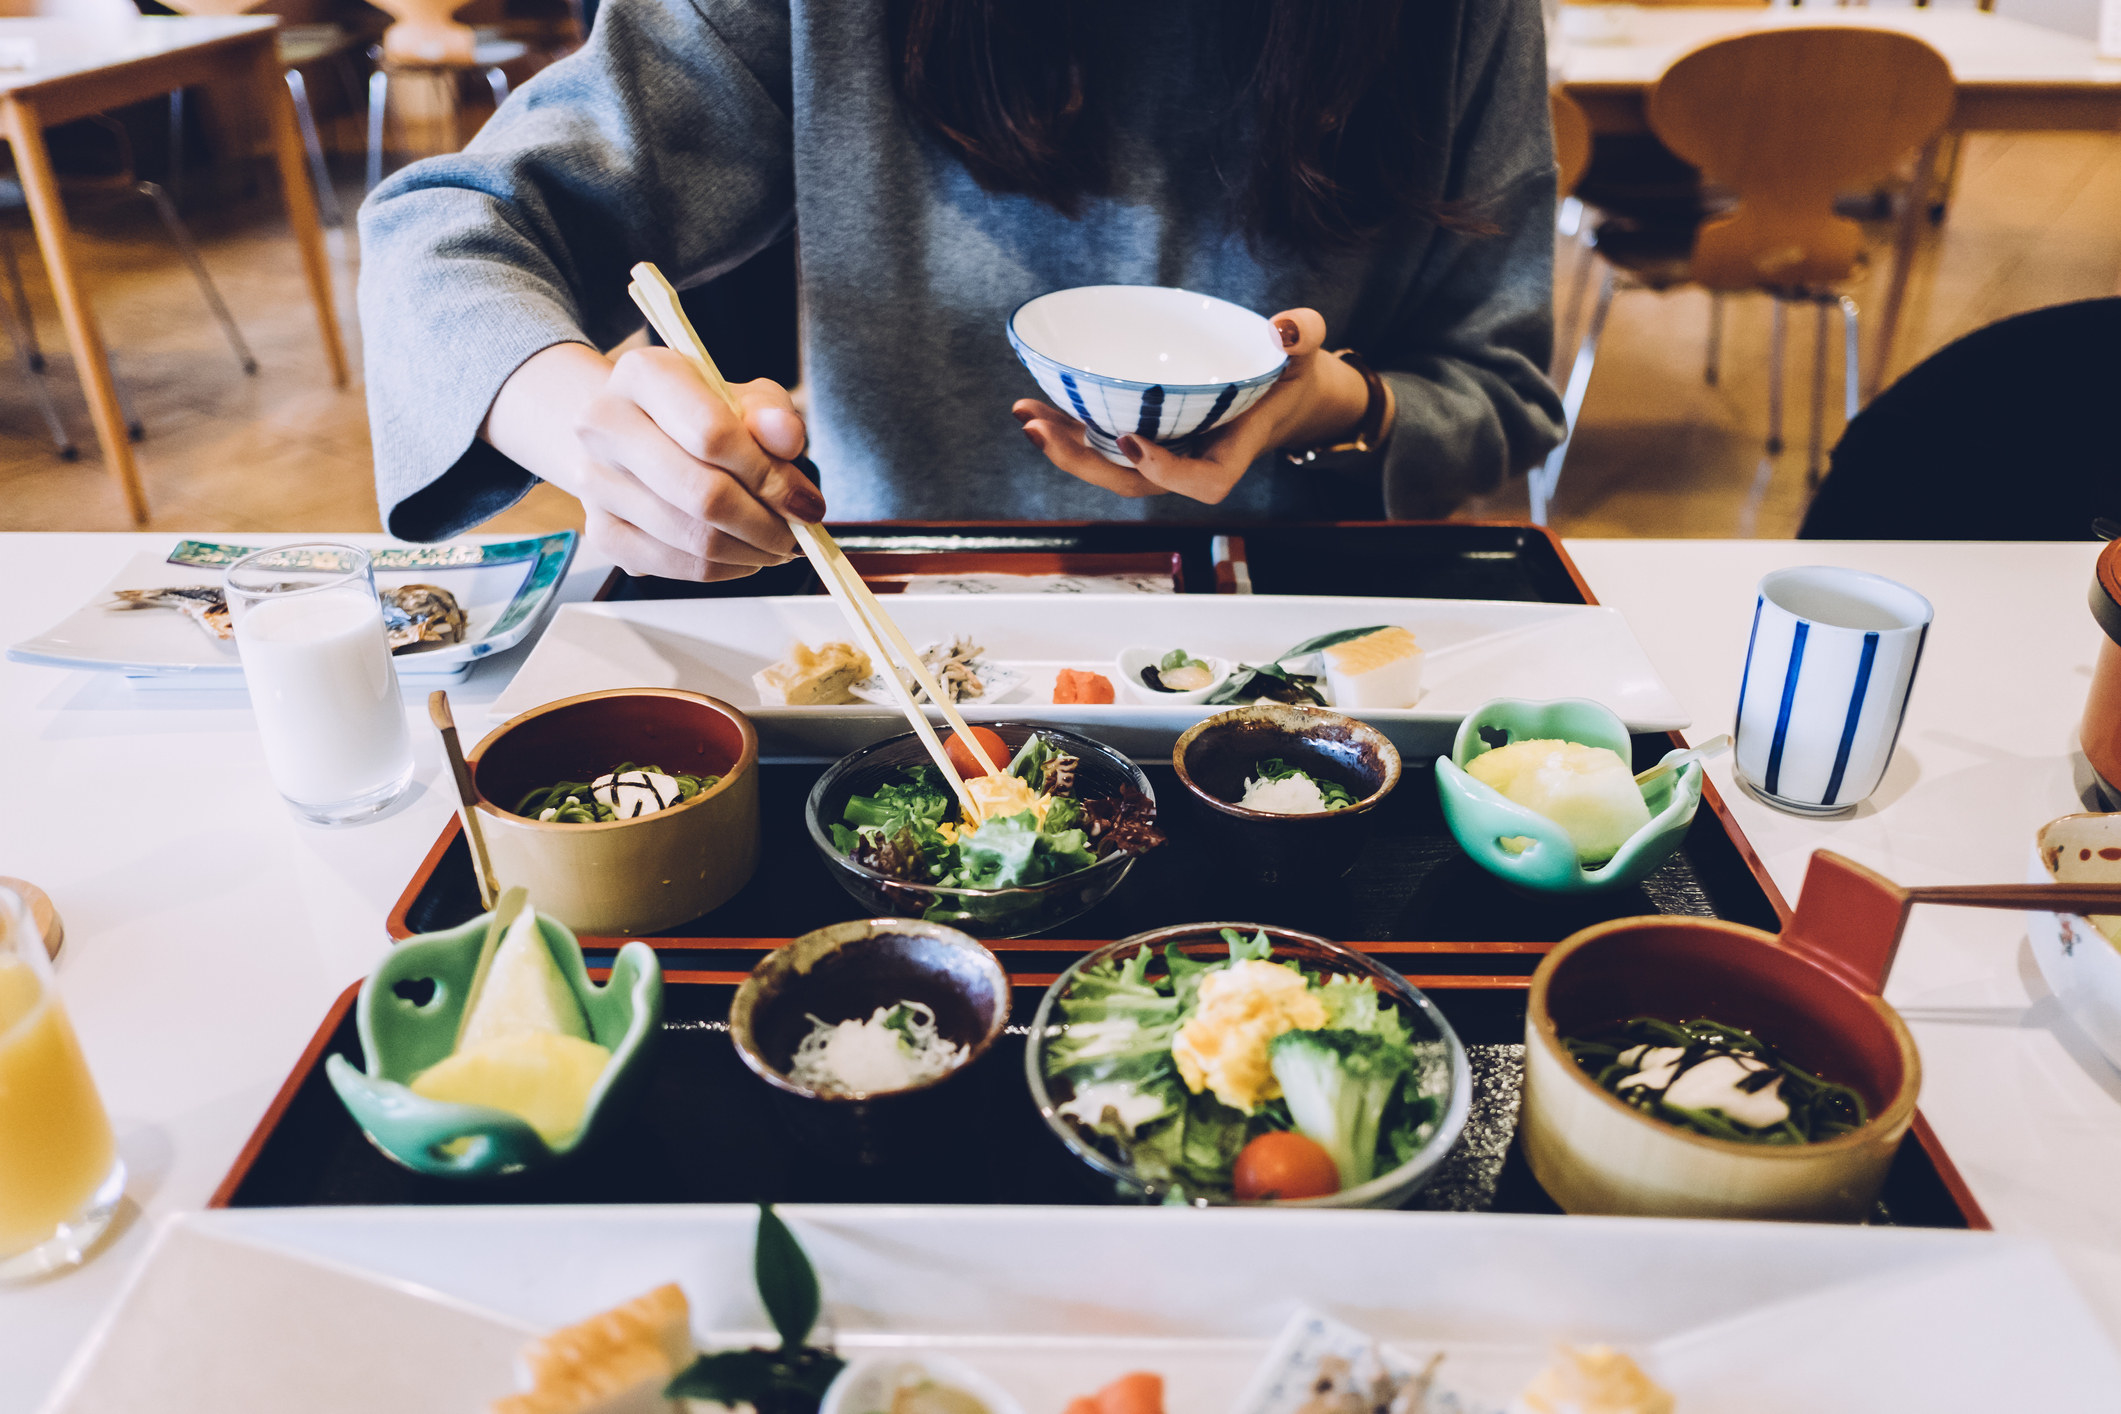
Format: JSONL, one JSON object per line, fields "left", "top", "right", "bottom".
{"left": 1521, "top": 876, "right": 1922, "bottom": 1222}
{"left": 729, "top": 918, "right": 1010, "bottom": 1161}
{"left": 1172, "top": 703, "right": 1401, "bottom": 890}
{"left": 467, "top": 688, "right": 760, "bottom": 936}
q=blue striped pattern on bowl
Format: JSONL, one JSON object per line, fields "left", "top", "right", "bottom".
{"left": 1007, "top": 287, "right": 1285, "bottom": 465}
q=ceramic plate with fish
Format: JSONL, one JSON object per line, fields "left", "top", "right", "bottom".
{"left": 6, "top": 533, "right": 576, "bottom": 685}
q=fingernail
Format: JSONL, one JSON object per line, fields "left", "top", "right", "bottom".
{"left": 1117, "top": 434, "right": 1145, "bottom": 461}
{"left": 783, "top": 483, "right": 827, "bottom": 523}
{"left": 1275, "top": 319, "right": 1299, "bottom": 348}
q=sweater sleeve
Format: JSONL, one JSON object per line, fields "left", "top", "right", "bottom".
{"left": 1372, "top": 0, "right": 1566, "bottom": 519}
{"left": 358, "top": 0, "right": 796, "bottom": 541}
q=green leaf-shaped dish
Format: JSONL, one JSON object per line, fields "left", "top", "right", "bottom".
{"left": 324, "top": 911, "right": 662, "bottom": 1177}
{"left": 1434, "top": 697, "right": 1703, "bottom": 894}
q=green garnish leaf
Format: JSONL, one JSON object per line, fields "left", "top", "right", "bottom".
{"left": 1252, "top": 758, "right": 1357, "bottom": 810}
{"left": 1158, "top": 648, "right": 1203, "bottom": 673}
{"left": 663, "top": 1346, "right": 844, "bottom": 1406}
{"left": 754, "top": 1203, "right": 822, "bottom": 1349}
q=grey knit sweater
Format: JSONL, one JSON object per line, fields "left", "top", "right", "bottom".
{"left": 360, "top": 0, "right": 1564, "bottom": 538}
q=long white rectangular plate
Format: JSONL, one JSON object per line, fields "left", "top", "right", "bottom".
{"left": 487, "top": 594, "right": 1690, "bottom": 760}
{"left": 46, "top": 1207, "right": 2119, "bottom": 1413}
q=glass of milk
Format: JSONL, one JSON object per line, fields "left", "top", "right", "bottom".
{"left": 226, "top": 543, "right": 414, "bottom": 825}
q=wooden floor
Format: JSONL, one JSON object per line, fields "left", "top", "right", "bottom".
{"left": 1, "top": 129, "right": 2117, "bottom": 540}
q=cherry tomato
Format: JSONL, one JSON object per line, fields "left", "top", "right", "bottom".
{"left": 1233, "top": 1130, "right": 1340, "bottom": 1201}
{"left": 945, "top": 727, "right": 1009, "bottom": 778}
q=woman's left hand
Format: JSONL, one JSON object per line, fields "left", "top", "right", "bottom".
{"left": 1014, "top": 307, "right": 1376, "bottom": 503}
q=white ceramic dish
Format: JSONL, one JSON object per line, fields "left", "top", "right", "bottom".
{"left": 1116, "top": 643, "right": 1234, "bottom": 705}
{"left": 48, "top": 1206, "right": 2121, "bottom": 1413}
{"left": 2028, "top": 812, "right": 2121, "bottom": 1071}
{"left": 1008, "top": 286, "right": 1286, "bottom": 464}
{"left": 487, "top": 593, "right": 1690, "bottom": 760}
{"left": 822, "top": 1353, "right": 1027, "bottom": 1414}
{"left": 6, "top": 533, "right": 576, "bottom": 685}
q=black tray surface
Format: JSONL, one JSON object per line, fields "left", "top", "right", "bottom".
{"left": 602, "top": 522, "right": 1587, "bottom": 605}
{"left": 401, "top": 745, "right": 1779, "bottom": 956}
{"left": 220, "top": 980, "right": 1966, "bottom": 1228}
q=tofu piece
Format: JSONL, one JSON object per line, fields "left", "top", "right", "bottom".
{"left": 753, "top": 640, "right": 872, "bottom": 706}
{"left": 1465, "top": 738, "right": 1651, "bottom": 865}
{"left": 1321, "top": 627, "right": 1423, "bottom": 709}
{"left": 493, "top": 1283, "right": 693, "bottom": 1414}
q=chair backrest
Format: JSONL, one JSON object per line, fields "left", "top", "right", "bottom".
{"left": 1800, "top": 297, "right": 2121, "bottom": 540}
{"left": 1648, "top": 27, "right": 1954, "bottom": 290}
{"left": 1550, "top": 86, "right": 1592, "bottom": 198}
{"left": 368, "top": 0, "right": 478, "bottom": 65}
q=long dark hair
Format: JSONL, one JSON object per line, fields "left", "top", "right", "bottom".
{"left": 888, "top": 0, "right": 1431, "bottom": 253}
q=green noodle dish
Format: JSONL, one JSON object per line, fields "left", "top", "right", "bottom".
{"left": 1563, "top": 1016, "right": 1869, "bottom": 1145}
{"left": 514, "top": 763, "right": 720, "bottom": 823}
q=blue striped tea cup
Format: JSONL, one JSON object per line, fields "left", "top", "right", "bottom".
{"left": 1008, "top": 286, "right": 1286, "bottom": 466}
{"left": 1734, "top": 567, "right": 1933, "bottom": 815}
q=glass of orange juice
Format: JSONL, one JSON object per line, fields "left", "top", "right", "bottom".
{"left": 0, "top": 885, "right": 123, "bottom": 1279}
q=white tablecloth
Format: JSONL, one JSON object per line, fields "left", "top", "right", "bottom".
{"left": 0, "top": 533, "right": 2108, "bottom": 1409}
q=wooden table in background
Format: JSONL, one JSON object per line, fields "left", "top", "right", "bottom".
{"left": 0, "top": 16, "right": 348, "bottom": 524}
{"left": 1554, "top": 5, "right": 2121, "bottom": 393}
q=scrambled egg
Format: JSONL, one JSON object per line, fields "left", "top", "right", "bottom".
{"left": 940, "top": 774, "right": 1050, "bottom": 841}
{"left": 1172, "top": 960, "right": 1327, "bottom": 1112}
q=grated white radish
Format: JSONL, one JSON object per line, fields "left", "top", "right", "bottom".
{"left": 788, "top": 1001, "right": 968, "bottom": 1096}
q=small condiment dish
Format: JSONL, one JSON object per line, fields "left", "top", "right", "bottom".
{"left": 2027, "top": 812, "right": 2121, "bottom": 1071}
{"left": 729, "top": 918, "right": 1010, "bottom": 1162}
{"left": 1007, "top": 285, "right": 1286, "bottom": 465}
{"left": 1434, "top": 697, "right": 1703, "bottom": 894}
{"left": 1172, "top": 703, "right": 1400, "bottom": 889}
{"left": 324, "top": 908, "right": 663, "bottom": 1178}
{"left": 1116, "top": 643, "right": 1234, "bottom": 705}
{"left": 1521, "top": 851, "right": 1924, "bottom": 1223}
{"left": 468, "top": 688, "right": 760, "bottom": 936}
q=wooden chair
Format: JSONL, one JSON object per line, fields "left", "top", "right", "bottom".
{"left": 150, "top": 0, "right": 359, "bottom": 230}
{"left": 1530, "top": 26, "right": 1955, "bottom": 522}
{"left": 364, "top": 0, "right": 529, "bottom": 192}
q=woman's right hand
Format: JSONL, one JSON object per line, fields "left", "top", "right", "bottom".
{"left": 482, "top": 342, "right": 827, "bottom": 581}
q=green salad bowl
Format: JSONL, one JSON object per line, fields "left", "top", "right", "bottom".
{"left": 323, "top": 911, "right": 663, "bottom": 1178}
{"left": 1434, "top": 698, "right": 1703, "bottom": 895}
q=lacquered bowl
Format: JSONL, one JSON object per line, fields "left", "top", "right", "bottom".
{"left": 1520, "top": 853, "right": 1922, "bottom": 1222}
{"left": 1172, "top": 703, "right": 1400, "bottom": 890}
{"left": 1008, "top": 285, "right": 1286, "bottom": 465}
{"left": 1435, "top": 697, "right": 1703, "bottom": 894}
{"left": 2081, "top": 538, "right": 2121, "bottom": 808}
{"left": 1026, "top": 923, "right": 1471, "bottom": 1208}
{"left": 729, "top": 918, "right": 1010, "bottom": 1162}
{"left": 2027, "top": 812, "right": 2121, "bottom": 1070}
{"left": 324, "top": 909, "right": 663, "bottom": 1177}
{"left": 805, "top": 723, "right": 1151, "bottom": 938}
{"left": 467, "top": 689, "right": 760, "bottom": 936}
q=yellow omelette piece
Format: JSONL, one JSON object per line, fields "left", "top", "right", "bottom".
{"left": 412, "top": 1031, "right": 612, "bottom": 1145}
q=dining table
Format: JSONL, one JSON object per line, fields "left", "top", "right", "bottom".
{"left": 1551, "top": 3, "right": 2121, "bottom": 392}
{"left": 0, "top": 529, "right": 2111, "bottom": 1410}
{"left": 0, "top": 15, "right": 348, "bottom": 526}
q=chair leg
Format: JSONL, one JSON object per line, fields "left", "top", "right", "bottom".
{"left": 1765, "top": 297, "right": 1787, "bottom": 456}
{"left": 138, "top": 180, "right": 259, "bottom": 377}
{"left": 1839, "top": 295, "right": 1862, "bottom": 423}
{"left": 106, "top": 351, "right": 145, "bottom": 442}
{"left": 166, "top": 90, "right": 185, "bottom": 205}
{"left": 366, "top": 67, "right": 390, "bottom": 193}
{"left": 1553, "top": 238, "right": 1596, "bottom": 382}
{"left": 0, "top": 229, "right": 43, "bottom": 372}
{"left": 0, "top": 256, "right": 75, "bottom": 459}
{"left": 1557, "top": 194, "right": 1584, "bottom": 240}
{"left": 485, "top": 65, "right": 510, "bottom": 108}
{"left": 284, "top": 68, "right": 345, "bottom": 230}
{"left": 1704, "top": 292, "right": 1726, "bottom": 387}
{"left": 1806, "top": 296, "right": 1830, "bottom": 487}
{"left": 1531, "top": 264, "right": 1617, "bottom": 527}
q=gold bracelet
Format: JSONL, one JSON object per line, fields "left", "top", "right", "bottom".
{"left": 1281, "top": 349, "right": 1389, "bottom": 468}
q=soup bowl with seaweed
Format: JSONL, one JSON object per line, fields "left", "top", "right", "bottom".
{"left": 468, "top": 688, "right": 760, "bottom": 936}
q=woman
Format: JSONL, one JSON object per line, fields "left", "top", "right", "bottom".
{"left": 361, "top": 0, "right": 1563, "bottom": 580}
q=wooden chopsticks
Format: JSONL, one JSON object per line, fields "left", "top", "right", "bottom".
{"left": 625, "top": 262, "right": 1006, "bottom": 820}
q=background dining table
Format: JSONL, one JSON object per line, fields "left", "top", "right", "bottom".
{"left": 0, "top": 530, "right": 2111, "bottom": 1409}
